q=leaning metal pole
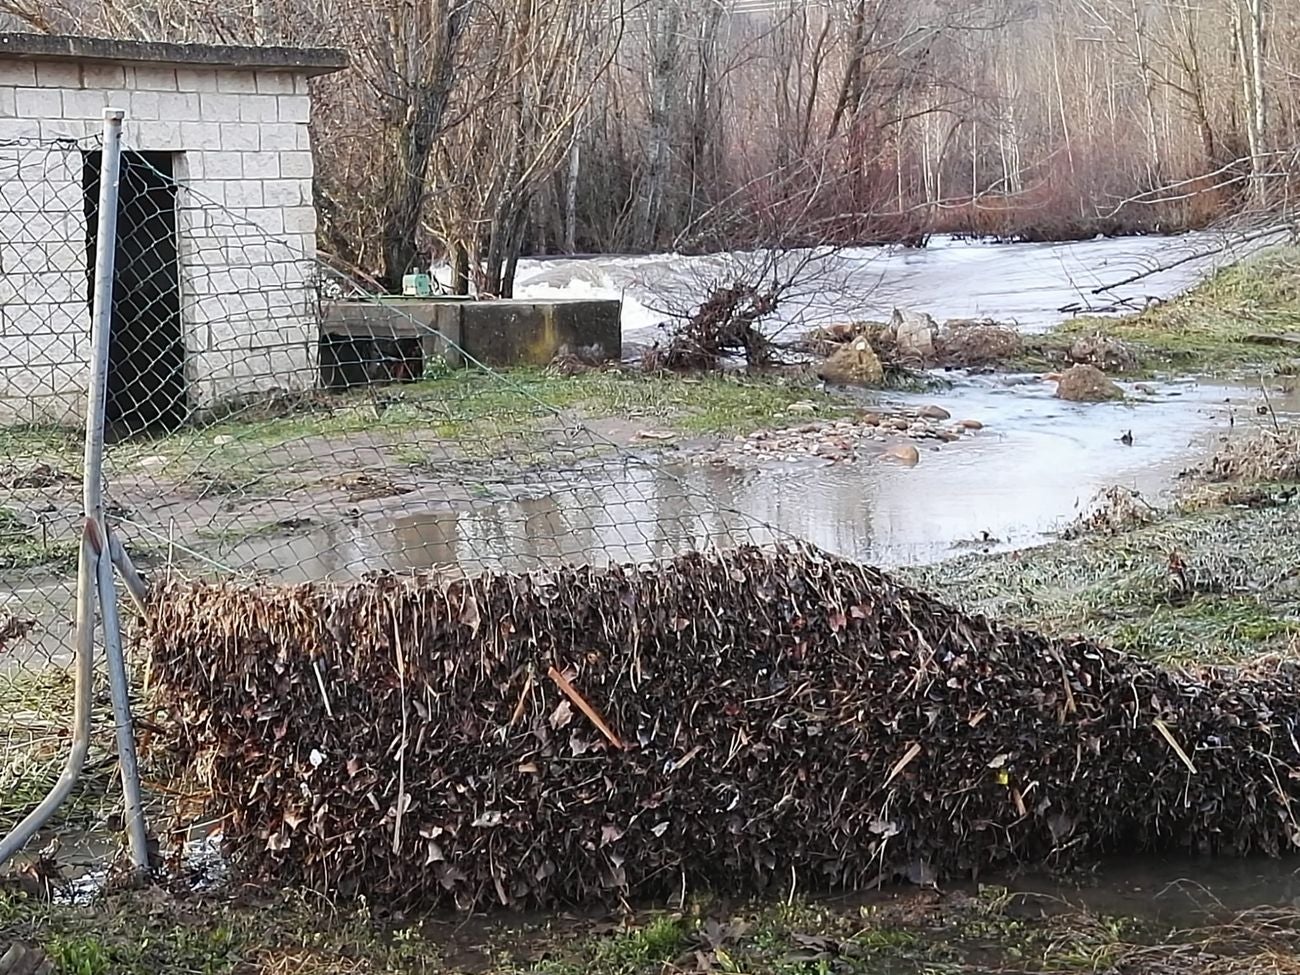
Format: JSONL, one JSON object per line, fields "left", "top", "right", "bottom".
{"left": 83, "top": 109, "right": 150, "bottom": 874}
{"left": 0, "top": 110, "right": 137, "bottom": 870}
{"left": 0, "top": 526, "right": 97, "bottom": 867}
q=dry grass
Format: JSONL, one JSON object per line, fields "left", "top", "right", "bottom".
{"left": 1204, "top": 424, "right": 1300, "bottom": 483}
{"left": 1063, "top": 485, "right": 1160, "bottom": 539}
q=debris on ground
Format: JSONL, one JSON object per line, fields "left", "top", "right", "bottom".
{"left": 0, "top": 614, "right": 36, "bottom": 654}
{"left": 1, "top": 464, "right": 73, "bottom": 490}
{"left": 1202, "top": 425, "right": 1300, "bottom": 483}
{"left": 710, "top": 409, "right": 981, "bottom": 466}
{"left": 646, "top": 283, "right": 777, "bottom": 370}
{"left": 146, "top": 543, "right": 1300, "bottom": 910}
{"left": 935, "top": 320, "right": 1023, "bottom": 367}
{"left": 886, "top": 308, "right": 938, "bottom": 362}
{"left": 1068, "top": 333, "right": 1137, "bottom": 372}
{"left": 546, "top": 344, "right": 612, "bottom": 376}
{"left": 800, "top": 311, "right": 1023, "bottom": 376}
{"left": 1063, "top": 486, "right": 1159, "bottom": 539}
{"left": 1055, "top": 364, "right": 1125, "bottom": 402}
{"left": 795, "top": 322, "right": 883, "bottom": 357}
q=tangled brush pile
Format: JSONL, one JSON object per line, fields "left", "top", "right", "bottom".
{"left": 143, "top": 545, "right": 1300, "bottom": 909}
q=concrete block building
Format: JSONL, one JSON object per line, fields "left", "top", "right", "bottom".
{"left": 0, "top": 33, "right": 345, "bottom": 428}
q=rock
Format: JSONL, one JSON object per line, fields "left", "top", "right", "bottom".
{"left": 213, "top": 435, "right": 234, "bottom": 446}
{"left": 1055, "top": 364, "right": 1125, "bottom": 403}
{"left": 881, "top": 443, "right": 921, "bottom": 466}
{"left": 1068, "top": 333, "right": 1136, "bottom": 372}
{"left": 936, "top": 430, "right": 960, "bottom": 443}
{"left": 958, "top": 419, "right": 984, "bottom": 430}
{"left": 889, "top": 308, "right": 937, "bottom": 361}
{"left": 918, "top": 404, "right": 951, "bottom": 420}
{"left": 816, "top": 338, "right": 884, "bottom": 386}
{"left": 1135, "top": 383, "right": 1156, "bottom": 396}
{"left": 861, "top": 413, "right": 882, "bottom": 426}
{"left": 892, "top": 419, "right": 911, "bottom": 431}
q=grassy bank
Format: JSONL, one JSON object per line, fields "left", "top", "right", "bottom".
{"left": 0, "top": 370, "right": 843, "bottom": 477}
{"left": 1025, "top": 244, "right": 1300, "bottom": 377}
{"left": 5, "top": 882, "right": 1300, "bottom": 975}
{"left": 904, "top": 495, "right": 1300, "bottom": 664}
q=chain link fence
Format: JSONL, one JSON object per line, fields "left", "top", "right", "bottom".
{"left": 0, "top": 124, "right": 785, "bottom": 881}
{"left": 0, "top": 134, "right": 118, "bottom": 884}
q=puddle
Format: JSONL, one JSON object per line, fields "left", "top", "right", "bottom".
{"left": 1009, "top": 854, "right": 1300, "bottom": 926}
{"left": 220, "top": 375, "right": 1298, "bottom": 578}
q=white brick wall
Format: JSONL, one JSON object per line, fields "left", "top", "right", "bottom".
{"left": 0, "top": 56, "right": 322, "bottom": 423}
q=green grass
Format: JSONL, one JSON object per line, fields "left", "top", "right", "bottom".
{"left": 0, "top": 507, "right": 79, "bottom": 573}
{"left": 0, "top": 669, "right": 119, "bottom": 835}
{"left": 4, "top": 886, "right": 1291, "bottom": 975}
{"left": 1023, "top": 245, "right": 1300, "bottom": 377}
{"left": 0, "top": 371, "right": 843, "bottom": 486}
{"left": 905, "top": 499, "right": 1300, "bottom": 663}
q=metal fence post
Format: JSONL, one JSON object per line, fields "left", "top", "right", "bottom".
{"left": 0, "top": 527, "right": 97, "bottom": 868}
{"left": 84, "top": 109, "right": 150, "bottom": 875}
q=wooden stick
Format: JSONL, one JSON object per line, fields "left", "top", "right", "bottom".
{"left": 883, "top": 742, "right": 922, "bottom": 790}
{"left": 1154, "top": 718, "right": 1198, "bottom": 775}
{"left": 548, "top": 666, "right": 624, "bottom": 751}
{"left": 509, "top": 671, "right": 534, "bottom": 729}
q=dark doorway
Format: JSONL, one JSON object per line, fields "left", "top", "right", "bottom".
{"left": 83, "top": 151, "right": 187, "bottom": 435}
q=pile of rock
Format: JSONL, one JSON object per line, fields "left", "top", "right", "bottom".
{"left": 717, "top": 407, "right": 984, "bottom": 466}
{"left": 808, "top": 309, "right": 1024, "bottom": 383}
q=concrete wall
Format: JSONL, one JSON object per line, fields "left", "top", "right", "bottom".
{"left": 0, "top": 58, "right": 320, "bottom": 425}
{"left": 0, "top": 142, "right": 88, "bottom": 423}
{"left": 319, "top": 298, "right": 622, "bottom": 387}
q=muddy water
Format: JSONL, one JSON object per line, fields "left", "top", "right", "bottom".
{"left": 221, "top": 374, "right": 1299, "bottom": 579}
{"left": 1054, "top": 857, "right": 1300, "bottom": 922}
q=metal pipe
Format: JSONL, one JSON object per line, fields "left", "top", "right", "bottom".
{"left": 83, "top": 109, "right": 125, "bottom": 521}
{"left": 0, "top": 109, "right": 127, "bottom": 870}
{"left": 0, "top": 527, "right": 97, "bottom": 866}
{"left": 98, "top": 541, "right": 150, "bottom": 873}
{"left": 81, "top": 109, "right": 150, "bottom": 875}
{"left": 107, "top": 528, "right": 149, "bottom": 612}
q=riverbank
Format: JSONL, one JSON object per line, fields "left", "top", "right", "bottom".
{"left": 4, "top": 243, "right": 1300, "bottom": 974}
{"left": 1023, "top": 244, "right": 1300, "bottom": 378}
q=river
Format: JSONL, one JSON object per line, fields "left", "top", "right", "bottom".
{"left": 512, "top": 228, "right": 1286, "bottom": 342}
{"left": 255, "top": 230, "right": 1296, "bottom": 576}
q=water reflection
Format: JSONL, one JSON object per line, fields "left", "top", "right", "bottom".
{"left": 218, "top": 375, "right": 1297, "bottom": 581}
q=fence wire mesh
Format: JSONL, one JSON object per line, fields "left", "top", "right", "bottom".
{"left": 0, "top": 135, "right": 126, "bottom": 877}
{"left": 1, "top": 134, "right": 786, "bottom": 874}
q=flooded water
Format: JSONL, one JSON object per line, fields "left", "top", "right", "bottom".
{"left": 222, "top": 373, "right": 1299, "bottom": 579}
{"left": 512, "top": 229, "right": 1288, "bottom": 343}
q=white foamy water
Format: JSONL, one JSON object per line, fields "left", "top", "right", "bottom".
{"left": 510, "top": 229, "right": 1287, "bottom": 345}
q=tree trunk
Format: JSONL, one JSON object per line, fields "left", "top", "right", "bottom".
{"left": 564, "top": 127, "right": 581, "bottom": 253}
{"left": 638, "top": 0, "right": 682, "bottom": 249}
{"left": 1247, "top": 0, "right": 1267, "bottom": 190}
